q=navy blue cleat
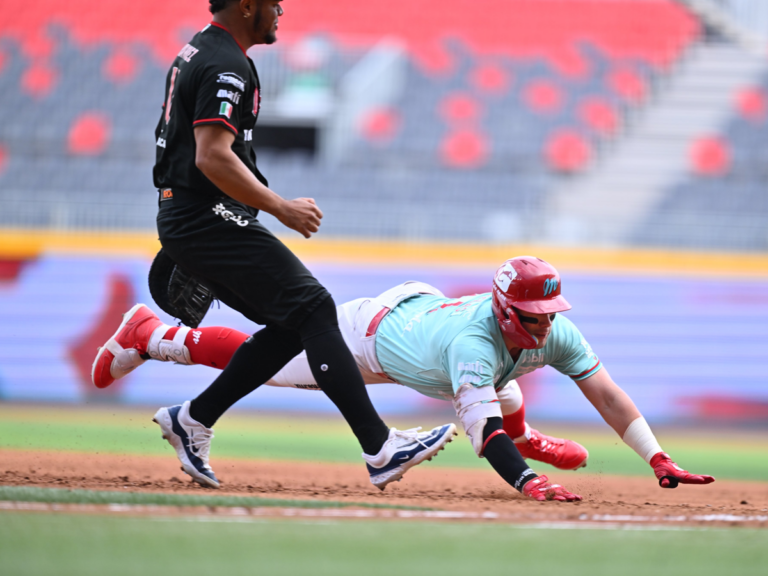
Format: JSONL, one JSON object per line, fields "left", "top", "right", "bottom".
{"left": 153, "top": 401, "right": 219, "bottom": 488}
{"left": 363, "top": 424, "right": 458, "bottom": 490}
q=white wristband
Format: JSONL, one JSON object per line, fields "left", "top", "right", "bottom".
{"left": 622, "top": 416, "right": 663, "bottom": 464}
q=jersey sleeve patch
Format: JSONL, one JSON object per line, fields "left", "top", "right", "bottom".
{"left": 194, "top": 64, "right": 248, "bottom": 133}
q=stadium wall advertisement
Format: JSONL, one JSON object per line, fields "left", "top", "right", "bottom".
{"left": 0, "top": 234, "right": 766, "bottom": 424}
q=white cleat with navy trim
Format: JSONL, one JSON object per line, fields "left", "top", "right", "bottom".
{"left": 363, "top": 424, "right": 458, "bottom": 490}
{"left": 153, "top": 400, "right": 219, "bottom": 488}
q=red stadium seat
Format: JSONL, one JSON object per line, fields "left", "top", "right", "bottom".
{"left": 690, "top": 136, "right": 730, "bottom": 177}
{"left": 359, "top": 107, "right": 401, "bottom": 144}
{"left": 545, "top": 130, "right": 592, "bottom": 172}
{"left": 607, "top": 68, "right": 647, "bottom": 102}
{"left": 470, "top": 64, "right": 511, "bottom": 95}
{"left": 21, "top": 61, "right": 58, "bottom": 97}
{"left": 440, "top": 130, "right": 489, "bottom": 168}
{"left": 523, "top": 80, "right": 563, "bottom": 114}
{"left": 0, "top": 1, "right": 700, "bottom": 70}
{"left": 439, "top": 92, "right": 483, "bottom": 123}
{"left": 68, "top": 112, "right": 112, "bottom": 156}
{"left": 103, "top": 49, "right": 141, "bottom": 84}
{"left": 579, "top": 98, "right": 619, "bottom": 135}
{"left": 736, "top": 88, "right": 766, "bottom": 122}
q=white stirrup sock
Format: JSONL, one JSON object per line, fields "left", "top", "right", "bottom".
{"left": 147, "top": 325, "right": 193, "bottom": 365}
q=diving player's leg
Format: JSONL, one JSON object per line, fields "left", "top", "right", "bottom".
{"left": 497, "top": 380, "right": 589, "bottom": 470}
{"left": 91, "top": 304, "right": 250, "bottom": 388}
{"left": 90, "top": 300, "right": 368, "bottom": 391}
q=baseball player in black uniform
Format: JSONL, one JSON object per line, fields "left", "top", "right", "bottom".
{"left": 144, "top": 0, "right": 456, "bottom": 489}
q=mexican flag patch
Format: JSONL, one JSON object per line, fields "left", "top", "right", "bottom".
{"left": 219, "top": 101, "right": 233, "bottom": 119}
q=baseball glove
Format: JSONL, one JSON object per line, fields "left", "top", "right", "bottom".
{"left": 148, "top": 248, "right": 214, "bottom": 328}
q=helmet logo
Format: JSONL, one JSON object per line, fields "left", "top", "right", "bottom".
{"left": 494, "top": 263, "right": 517, "bottom": 292}
{"left": 543, "top": 278, "right": 558, "bottom": 296}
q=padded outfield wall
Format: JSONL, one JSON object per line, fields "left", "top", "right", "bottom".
{"left": 1, "top": 231, "right": 766, "bottom": 425}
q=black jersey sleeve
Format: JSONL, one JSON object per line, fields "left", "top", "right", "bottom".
{"left": 192, "top": 60, "right": 250, "bottom": 136}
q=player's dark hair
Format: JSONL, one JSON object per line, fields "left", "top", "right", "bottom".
{"left": 209, "top": 0, "right": 239, "bottom": 14}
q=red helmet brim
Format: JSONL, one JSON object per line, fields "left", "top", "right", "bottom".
{"left": 513, "top": 294, "right": 571, "bottom": 314}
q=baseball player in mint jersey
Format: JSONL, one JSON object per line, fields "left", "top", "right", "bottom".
{"left": 95, "top": 256, "right": 715, "bottom": 501}
{"left": 119, "top": 0, "right": 458, "bottom": 491}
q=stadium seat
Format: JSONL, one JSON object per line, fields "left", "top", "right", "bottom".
{"left": 690, "top": 136, "right": 731, "bottom": 177}
{"left": 545, "top": 129, "right": 592, "bottom": 173}
{"left": 736, "top": 87, "right": 767, "bottom": 122}
{"left": 439, "top": 92, "right": 483, "bottom": 123}
{"left": 359, "top": 107, "right": 401, "bottom": 144}
{"left": 523, "top": 80, "right": 564, "bottom": 114}
{"left": 67, "top": 112, "right": 112, "bottom": 156}
{"left": 578, "top": 97, "right": 619, "bottom": 135}
{"left": 440, "top": 129, "right": 489, "bottom": 169}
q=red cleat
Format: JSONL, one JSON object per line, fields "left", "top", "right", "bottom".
{"left": 522, "top": 475, "right": 582, "bottom": 502}
{"left": 514, "top": 429, "right": 589, "bottom": 470}
{"left": 91, "top": 304, "right": 164, "bottom": 388}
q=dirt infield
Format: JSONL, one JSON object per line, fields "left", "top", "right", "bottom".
{"left": 2, "top": 449, "right": 767, "bottom": 527}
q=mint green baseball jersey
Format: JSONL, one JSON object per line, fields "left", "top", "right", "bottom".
{"left": 375, "top": 293, "right": 602, "bottom": 400}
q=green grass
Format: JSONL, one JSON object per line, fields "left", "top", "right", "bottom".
{"left": 1, "top": 512, "right": 766, "bottom": 576}
{"left": 1, "top": 404, "right": 767, "bottom": 480}
{"left": 0, "top": 486, "right": 425, "bottom": 510}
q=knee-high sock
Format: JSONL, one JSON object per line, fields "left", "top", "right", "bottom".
{"left": 482, "top": 417, "right": 538, "bottom": 493}
{"left": 165, "top": 326, "right": 249, "bottom": 369}
{"left": 189, "top": 326, "right": 303, "bottom": 428}
{"left": 503, "top": 404, "right": 527, "bottom": 441}
{"left": 299, "top": 297, "right": 389, "bottom": 455}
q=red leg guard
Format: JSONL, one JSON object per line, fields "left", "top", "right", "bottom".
{"left": 502, "top": 405, "right": 526, "bottom": 440}
{"left": 165, "top": 326, "right": 249, "bottom": 369}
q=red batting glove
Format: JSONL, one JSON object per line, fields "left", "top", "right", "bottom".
{"left": 650, "top": 452, "right": 715, "bottom": 488}
{"left": 522, "top": 475, "right": 582, "bottom": 502}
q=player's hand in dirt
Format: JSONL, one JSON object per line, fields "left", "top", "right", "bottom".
{"left": 522, "top": 475, "right": 582, "bottom": 502}
{"left": 650, "top": 452, "right": 715, "bottom": 488}
{"left": 276, "top": 197, "right": 323, "bottom": 238}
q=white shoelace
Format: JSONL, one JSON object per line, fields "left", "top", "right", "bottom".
{"left": 188, "top": 428, "right": 215, "bottom": 467}
{"left": 392, "top": 427, "right": 429, "bottom": 450}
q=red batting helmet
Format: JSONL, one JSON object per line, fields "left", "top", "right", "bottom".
{"left": 491, "top": 256, "right": 571, "bottom": 349}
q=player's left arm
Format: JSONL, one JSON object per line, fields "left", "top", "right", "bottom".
{"left": 576, "top": 368, "right": 715, "bottom": 488}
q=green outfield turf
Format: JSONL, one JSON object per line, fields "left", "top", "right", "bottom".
{"left": 1, "top": 511, "right": 765, "bottom": 576}
{"left": 1, "top": 404, "right": 767, "bottom": 481}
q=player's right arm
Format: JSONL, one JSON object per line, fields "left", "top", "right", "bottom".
{"left": 193, "top": 124, "right": 322, "bottom": 238}
{"left": 576, "top": 362, "right": 715, "bottom": 489}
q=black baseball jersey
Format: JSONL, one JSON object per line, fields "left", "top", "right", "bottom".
{"left": 153, "top": 22, "right": 268, "bottom": 204}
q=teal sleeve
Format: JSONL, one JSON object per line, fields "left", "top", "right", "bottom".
{"left": 551, "top": 317, "right": 602, "bottom": 381}
{"left": 443, "top": 332, "right": 499, "bottom": 394}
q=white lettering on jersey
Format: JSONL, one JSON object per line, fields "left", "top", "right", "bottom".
{"left": 458, "top": 374, "right": 482, "bottom": 385}
{"left": 192, "top": 330, "right": 202, "bottom": 344}
{"left": 178, "top": 44, "right": 199, "bottom": 63}
{"left": 217, "top": 73, "right": 245, "bottom": 91}
{"left": 244, "top": 129, "right": 253, "bottom": 142}
{"left": 156, "top": 137, "right": 166, "bottom": 148}
{"left": 216, "top": 89, "right": 241, "bottom": 104}
{"left": 458, "top": 361, "right": 484, "bottom": 374}
{"left": 580, "top": 338, "right": 598, "bottom": 361}
{"left": 527, "top": 352, "right": 545, "bottom": 363}
{"left": 403, "top": 311, "right": 427, "bottom": 333}
{"left": 212, "top": 203, "right": 249, "bottom": 227}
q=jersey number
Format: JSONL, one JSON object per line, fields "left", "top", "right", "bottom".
{"left": 165, "top": 67, "right": 180, "bottom": 124}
